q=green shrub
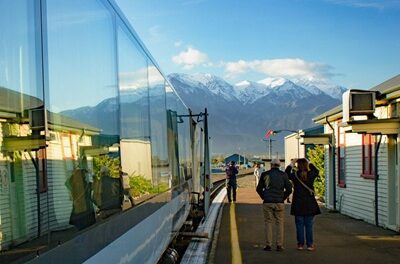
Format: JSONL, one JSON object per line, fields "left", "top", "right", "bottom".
{"left": 307, "top": 145, "right": 325, "bottom": 199}
{"left": 129, "top": 175, "right": 169, "bottom": 197}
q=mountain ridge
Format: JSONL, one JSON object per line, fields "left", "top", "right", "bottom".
{"left": 167, "top": 73, "right": 344, "bottom": 155}
{"left": 60, "top": 73, "right": 345, "bottom": 156}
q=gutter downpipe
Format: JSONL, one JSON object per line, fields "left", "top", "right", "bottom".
{"left": 326, "top": 117, "right": 337, "bottom": 211}
{"left": 374, "top": 135, "right": 382, "bottom": 226}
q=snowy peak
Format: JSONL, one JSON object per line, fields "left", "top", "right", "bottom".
{"left": 168, "top": 73, "right": 347, "bottom": 104}
{"left": 294, "top": 79, "right": 347, "bottom": 99}
{"left": 257, "top": 77, "right": 288, "bottom": 88}
{"left": 234, "top": 80, "right": 272, "bottom": 104}
{"left": 234, "top": 77, "right": 312, "bottom": 104}
{"left": 168, "top": 73, "right": 237, "bottom": 101}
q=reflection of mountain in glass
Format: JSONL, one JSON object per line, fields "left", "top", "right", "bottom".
{"left": 0, "top": 86, "right": 101, "bottom": 137}
{"left": 0, "top": 86, "right": 43, "bottom": 114}
{"left": 60, "top": 86, "right": 167, "bottom": 139}
{"left": 61, "top": 97, "right": 119, "bottom": 136}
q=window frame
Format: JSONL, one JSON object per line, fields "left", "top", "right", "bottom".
{"left": 361, "top": 134, "right": 375, "bottom": 179}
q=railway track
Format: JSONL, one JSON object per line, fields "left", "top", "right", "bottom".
{"left": 210, "top": 169, "right": 253, "bottom": 201}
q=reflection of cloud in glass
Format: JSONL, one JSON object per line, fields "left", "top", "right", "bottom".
{"left": 165, "top": 84, "right": 174, "bottom": 93}
{"left": 119, "top": 66, "right": 164, "bottom": 90}
{"left": 48, "top": 10, "right": 107, "bottom": 30}
{"left": 148, "top": 66, "right": 164, "bottom": 85}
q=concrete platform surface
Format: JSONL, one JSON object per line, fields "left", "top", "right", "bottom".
{"left": 211, "top": 183, "right": 400, "bottom": 264}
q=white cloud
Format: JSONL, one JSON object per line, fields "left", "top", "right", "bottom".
{"left": 224, "top": 58, "right": 336, "bottom": 81}
{"left": 172, "top": 47, "right": 209, "bottom": 69}
{"left": 174, "top": 41, "right": 183, "bottom": 47}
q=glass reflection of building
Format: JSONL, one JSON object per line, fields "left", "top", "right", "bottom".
{"left": 0, "top": 1, "right": 199, "bottom": 263}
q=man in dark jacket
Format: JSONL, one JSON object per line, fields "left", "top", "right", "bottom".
{"left": 256, "top": 158, "right": 292, "bottom": 252}
{"left": 225, "top": 160, "right": 239, "bottom": 202}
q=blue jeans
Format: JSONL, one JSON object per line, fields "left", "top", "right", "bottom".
{"left": 295, "top": 215, "right": 314, "bottom": 247}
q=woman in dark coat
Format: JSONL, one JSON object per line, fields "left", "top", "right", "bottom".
{"left": 285, "top": 158, "right": 321, "bottom": 251}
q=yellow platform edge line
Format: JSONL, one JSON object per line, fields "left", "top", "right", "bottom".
{"left": 230, "top": 203, "right": 243, "bottom": 264}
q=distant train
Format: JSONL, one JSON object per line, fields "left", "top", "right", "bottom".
{"left": 0, "top": 1, "right": 210, "bottom": 263}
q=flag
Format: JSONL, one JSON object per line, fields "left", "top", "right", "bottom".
{"left": 265, "top": 130, "right": 274, "bottom": 138}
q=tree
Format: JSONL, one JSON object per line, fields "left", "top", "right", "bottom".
{"left": 307, "top": 145, "right": 325, "bottom": 199}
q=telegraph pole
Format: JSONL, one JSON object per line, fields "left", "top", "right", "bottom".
{"left": 269, "top": 138, "right": 272, "bottom": 159}
{"left": 264, "top": 138, "right": 275, "bottom": 159}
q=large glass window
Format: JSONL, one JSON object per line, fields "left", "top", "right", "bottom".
{"left": 177, "top": 103, "right": 192, "bottom": 182}
{"left": 166, "top": 84, "right": 181, "bottom": 187}
{"left": 0, "top": 0, "right": 45, "bottom": 259}
{"left": 117, "top": 23, "right": 161, "bottom": 201}
{"left": 0, "top": 0, "right": 42, "bottom": 100}
{"left": 148, "top": 66, "right": 169, "bottom": 191}
{"left": 165, "top": 85, "right": 193, "bottom": 185}
{"left": 46, "top": 0, "right": 120, "bottom": 238}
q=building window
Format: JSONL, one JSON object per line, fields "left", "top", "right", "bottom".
{"left": 390, "top": 102, "right": 399, "bottom": 118}
{"left": 337, "top": 126, "right": 346, "bottom": 187}
{"left": 61, "top": 134, "right": 74, "bottom": 159}
{"left": 361, "top": 134, "right": 375, "bottom": 179}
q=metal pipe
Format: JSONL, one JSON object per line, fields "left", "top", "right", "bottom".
{"left": 374, "top": 134, "right": 382, "bottom": 226}
{"left": 28, "top": 151, "right": 41, "bottom": 237}
{"left": 326, "top": 117, "right": 337, "bottom": 211}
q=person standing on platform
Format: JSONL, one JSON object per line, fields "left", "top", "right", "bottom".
{"left": 225, "top": 160, "right": 239, "bottom": 203}
{"left": 256, "top": 159, "right": 292, "bottom": 252}
{"left": 254, "top": 163, "right": 264, "bottom": 187}
{"left": 285, "top": 158, "right": 321, "bottom": 251}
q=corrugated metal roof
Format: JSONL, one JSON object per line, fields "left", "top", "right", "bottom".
{"left": 370, "top": 74, "right": 400, "bottom": 93}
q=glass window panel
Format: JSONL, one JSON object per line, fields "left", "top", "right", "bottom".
{"left": 0, "top": 1, "right": 46, "bottom": 261}
{"left": 46, "top": 0, "right": 120, "bottom": 246}
{"left": 148, "top": 66, "right": 168, "bottom": 192}
{"left": 176, "top": 103, "right": 192, "bottom": 181}
{"left": 117, "top": 24, "right": 153, "bottom": 200}
{"left": 165, "top": 84, "right": 181, "bottom": 186}
{"left": 0, "top": 0, "right": 42, "bottom": 101}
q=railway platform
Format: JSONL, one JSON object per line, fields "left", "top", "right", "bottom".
{"left": 210, "top": 175, "right": 400, "bottom": 264}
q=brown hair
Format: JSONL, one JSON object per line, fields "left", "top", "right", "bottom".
{"left": 296, "top": 158, "right": 310, "bottom": 180}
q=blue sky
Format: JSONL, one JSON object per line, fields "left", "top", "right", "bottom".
{"left": 115, "top": 0, "right": 400, "bottom": 89}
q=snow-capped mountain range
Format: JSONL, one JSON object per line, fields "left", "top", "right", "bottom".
{"left": 168, "top": 73, "right": 346, "bottom": 154}
{"left": 169, "top": 73, "right": 346, "bottom": 105}
{"left": 60, "top": 72, "right": 346, "bottom": 155}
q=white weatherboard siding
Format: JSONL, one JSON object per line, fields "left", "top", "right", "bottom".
{"left": 46, "top": 140, "right": 73, "bottom": 230}
{"left": 324, "top": 145, "right": 333, "bottom": 209}
{"left": 0, "top": 122, "right": 12, "bottom": 249}
{"left": 336, "top": 133, "right": 388, "bottom": 226}
{"left": 22, "top": 156, "right": 39, "bottom": 240}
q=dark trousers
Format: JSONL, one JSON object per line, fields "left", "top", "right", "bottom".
{"left": 226, "top": 179, "right": 237, "bottom": 202}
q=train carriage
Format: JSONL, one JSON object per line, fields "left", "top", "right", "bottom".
{"left": 0, "top": 1, "right": 210, "bottom": 263}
